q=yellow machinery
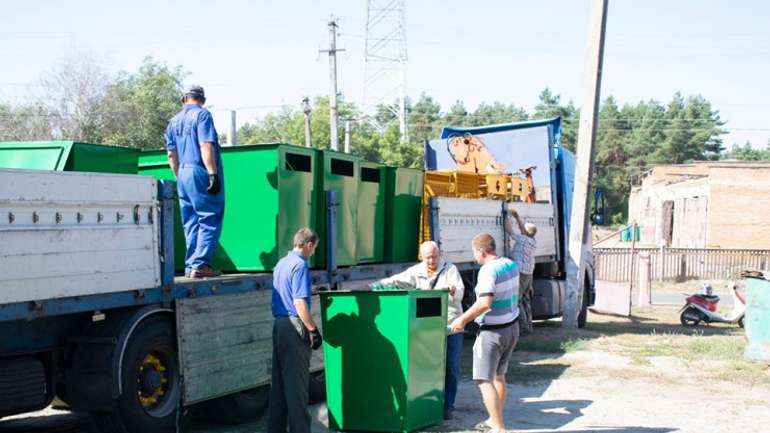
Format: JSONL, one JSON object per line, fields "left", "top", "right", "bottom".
{"left": 420, "top": 170, "right": 535, "bottom": 242}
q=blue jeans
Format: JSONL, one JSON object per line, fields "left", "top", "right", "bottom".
{"left": 445, "top": 332, "right": 463, "bottom": 410}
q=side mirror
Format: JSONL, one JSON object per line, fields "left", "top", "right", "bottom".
{"left": 591, "top": 190, "right": 606, "bottom": 225}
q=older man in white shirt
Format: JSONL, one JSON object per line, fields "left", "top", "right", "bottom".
{"left": 380, "top": 241, "right": 465, "bottom": 420}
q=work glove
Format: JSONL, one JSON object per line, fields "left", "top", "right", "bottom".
{"left": 207, "top": 173, "right": 221, "bottom": 195}
{"left": 310, "top": 328, "right": 323, "bottom": 350}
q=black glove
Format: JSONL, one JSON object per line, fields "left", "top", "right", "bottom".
{"left": 207, "top": 173, "right": 221, "bottom": 195}
{"left": 310, "top": 328, "right": 323, "bottom": 350}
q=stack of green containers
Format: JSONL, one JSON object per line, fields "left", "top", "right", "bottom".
{"left": 321, "top": 289, "right": 447, "bottom": 432}
{"left": 138, "top": 143, "right": 319, "bottom": 271}
{"left": 315, "top": 150, "right": 359, "bottom": 267}
{"left": 357, "top": 162, "right": 386, "bottom": 263}
{"left": 0, "top": 141, "right": 138, "bottom": 174}
{"left": 0, "top": 140, "right": 427, "bottom": 271}
{"left": 384, "top": 167, "right": 424, "bottom": 263}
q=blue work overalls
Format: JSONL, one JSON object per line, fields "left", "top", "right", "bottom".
{"left": 166, "top": 104, "right": 225, "bottom": 272}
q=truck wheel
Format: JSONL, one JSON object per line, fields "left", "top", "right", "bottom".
{"left": 92, "top": 316, "right": 180, "bottom": 433}
{"left": 198, "top": 385, "right": 270, "bottom": 425}
{"left": 577, "top": 285, "right": 589, "bottom": 328}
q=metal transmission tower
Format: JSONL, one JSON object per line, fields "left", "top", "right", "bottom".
{"left": 363, "top": 0, "right": 408, "bottom": 141}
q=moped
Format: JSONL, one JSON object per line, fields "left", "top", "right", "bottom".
{"left": 679, "top": 282, "right": 745, "bottom": 328}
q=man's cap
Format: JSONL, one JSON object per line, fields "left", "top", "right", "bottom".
{"left": 184, "top": 85, "right": 205, "bottom": 99}
{"left": 524, "top": 223, "right": 538, "bottom": 237}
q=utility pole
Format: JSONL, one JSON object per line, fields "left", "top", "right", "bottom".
{"left": 228, "top": 110, "right": 237, "bottom": 146}
{"left": 562, "top": 0, "right": 608, "bottom": 328}
{"left": 344, "top": 119, "right": 351, "bottom": 153}
{"left": 320, "top": 18, "right": 344, "bottom": 151}
{"left": 302, "top": 97, "right": 312, "bottom": 147}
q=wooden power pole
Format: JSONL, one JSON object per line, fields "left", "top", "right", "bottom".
{"left": 562, "top": 0, "right": 609, "bottom": 328}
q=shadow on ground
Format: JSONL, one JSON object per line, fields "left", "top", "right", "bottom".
{"left": 0, "top": 411, "right": 97, "bottom": 433}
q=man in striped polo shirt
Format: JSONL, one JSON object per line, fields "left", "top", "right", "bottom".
{"left": 450, "top": 233, "right": 519, "bottom": 433}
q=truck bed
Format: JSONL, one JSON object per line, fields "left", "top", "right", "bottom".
{"left": 0, "top": 262, "right": 416, "bottom": 323}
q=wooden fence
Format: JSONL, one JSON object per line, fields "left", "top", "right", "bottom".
{"left": 594, "top": 247, "right": 770, "bottom": 282}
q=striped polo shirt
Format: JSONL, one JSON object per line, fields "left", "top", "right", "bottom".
{"left": 474, "top": 256, "right": 519, "bottom": 326}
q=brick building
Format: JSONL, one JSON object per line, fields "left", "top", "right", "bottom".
{"left": 627, "top": 161, "right": 770, "bottom": 249}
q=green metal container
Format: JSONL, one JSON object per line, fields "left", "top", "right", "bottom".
{"left": 384, "top": 167, "right": 424, "bottom": 263}
{"left": 137, "top": 150, "right": 187, "bottom": 271}
{"left": 316, "top": 150, "right": 359, "bottom": 267}
{"left": 745, "top": 276, "right": 770, "bottom": 361}
{"left": 138, "top": 144, "right": 319, "bottom": 272}
{"left": 0, "top": 141, "right": 138, "bottom": 173}
{"left": 321, "top": 289, "right": 447, "bottom": 433}
{"left": 357, "top": 162, "right": 386, "bottom": 264}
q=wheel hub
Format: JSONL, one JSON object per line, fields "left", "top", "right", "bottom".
{"left": 138, "top": 353, "right": 168, "bottom": 407}
{"left": 141, "top": 368, "right": 162, "bottom": 394}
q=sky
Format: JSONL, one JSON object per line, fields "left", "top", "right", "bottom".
{"left": 2, "top": 0, "right": 769, "bottom": 149}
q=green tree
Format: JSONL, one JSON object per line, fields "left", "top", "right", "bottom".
{"left": 654, "top": 93, "right": 725, "bottom": 164}
{"left": 594, "top": 96, "right": 632, "bottom": 224}
{"left": 237, "top": 95, "right": 360, "bottom": 150}
{"left": 722, "top": 141, "right": 770, "bottom": 160}
{"left": 445, "top": 101, "right": 469, "bottom": 127}
{"left": 103, "top": 57, "right": 186, "bottom": 149}
{"left": 533, "top": 88, "right": 578, "bottom": 151}
{"left": 467, "top": 101, "right": 528, "bottom": 127}
{"left": 407, "top": 93, "right": 441, "bottom": 144}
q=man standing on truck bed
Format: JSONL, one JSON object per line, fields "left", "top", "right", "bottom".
{"left": 269, "top": 228, "right": 323, "bottom": 433}
{"left": 506, "top": 209, "right": 537, "bottom": 335}
{"left": 379, "top": 241, "right": 465, "bottom": 421}
{"left": 450, "top": 233, "right": 519, "bottom": 433}
{"left": 166, "top": 84, "right": 224, "bottom": 278}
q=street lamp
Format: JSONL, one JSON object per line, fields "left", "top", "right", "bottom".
{"left": 302, "top": 97, "right": 312, "bottom": 147}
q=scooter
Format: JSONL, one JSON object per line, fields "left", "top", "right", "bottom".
{"left": 679, "top": 282, "right": 745, "bottom": 328}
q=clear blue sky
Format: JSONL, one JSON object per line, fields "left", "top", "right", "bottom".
{"left": 2, "top": 0, "right": 769, "bottom": 148}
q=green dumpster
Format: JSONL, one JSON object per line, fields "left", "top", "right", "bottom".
{"left": 384, "top": 167, "right": 424, "bottom": 263}
{"left": 0, "top": 141, "right": 138, "bottom": 173}
{"left": 321, "top": 289, "right": 447, "bottom": 432}
{"left": 138, "top": 143, "right": 319, "bottom": 272}
{"left": 745, "top": 276, "right": 770, "bottom": 361}
{"left": 316, "top": 150, "right": 359, "bottom": 267}
{"left": 137, "top": 150, "right": 187, "bottom": 271}
{"left": 357, "top": 162, "right": 386, "bottom": 264}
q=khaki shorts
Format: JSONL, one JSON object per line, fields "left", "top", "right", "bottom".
{"left": 472, "top": 321, "right": 520, "bottom": 381}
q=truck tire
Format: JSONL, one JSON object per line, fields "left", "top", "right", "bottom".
{"left": 577, "top": 284, "right": 589, "bottom": 328}
{"left": 92, "top": 316, "right": 180, "bottom": 433}
{"left": 197, "top": 385, "right": 270, "bottom": 425}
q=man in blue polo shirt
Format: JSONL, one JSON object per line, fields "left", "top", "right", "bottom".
{"left": 450, "top": 233, "right": 519, "bottom": 433}
{"left": 269, "top": 228, "right": 323, "bottom": 433}
{"left": 166, "top": 84, "right": 224, "bottom": 278}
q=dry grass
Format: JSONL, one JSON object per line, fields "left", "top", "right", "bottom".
{"left": 503, "top": 305, "right": 770, "bottom": 385}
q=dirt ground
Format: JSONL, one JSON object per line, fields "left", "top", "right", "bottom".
{"left": 3, "top": 305, "right": 769, "bottom": 433}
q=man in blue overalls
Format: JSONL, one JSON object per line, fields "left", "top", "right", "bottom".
{"left": 166, "top": 85, "right": 224, "bottom": 278}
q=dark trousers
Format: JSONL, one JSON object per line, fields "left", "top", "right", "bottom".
{"left": 268, "top": 316, "right": 312, "bottom": 433}
{"left": 445, "top": 332, "right": 464, "bottom": 410}
{"left": 519, "top": 273, "right": 534, "bottom": 335}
